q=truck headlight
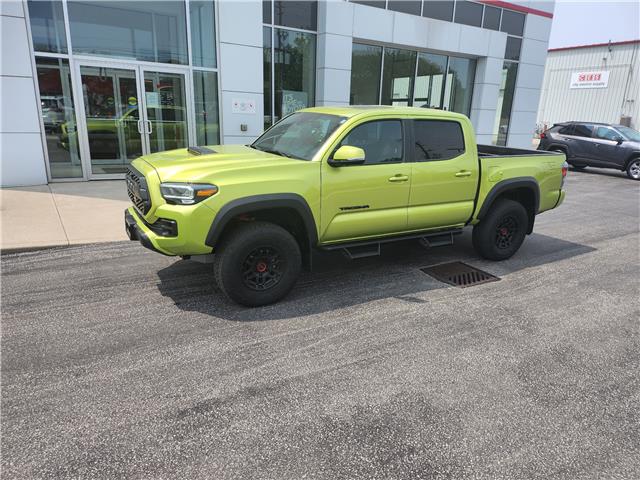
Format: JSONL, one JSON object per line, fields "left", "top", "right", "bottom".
{"left": 160, "top": 183, "right": 218, "bottom": 205}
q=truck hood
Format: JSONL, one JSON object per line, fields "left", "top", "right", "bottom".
{"left": 140, "top": 144, "right": 297, "bottom": 182}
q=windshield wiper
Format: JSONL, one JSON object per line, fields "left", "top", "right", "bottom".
{"left": 254, "top": 146, "right": 296, "bottom": 159}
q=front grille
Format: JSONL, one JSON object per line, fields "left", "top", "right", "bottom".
{"left": 421, "top": 262, "right": 500, "bottom": 288}
{"left": 126, "top": 166, "right": 151, "bottom": 215}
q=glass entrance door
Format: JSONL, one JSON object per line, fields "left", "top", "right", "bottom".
{"left": 76, "top": 62, "right": 191, "bottom": 177}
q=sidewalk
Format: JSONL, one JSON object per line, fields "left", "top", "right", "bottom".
{"left": 1, "top": 181, "right": 130, "bottom": 252}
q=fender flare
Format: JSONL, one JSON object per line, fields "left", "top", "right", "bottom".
{"left": 477, "top": 178, "right": 540, "bottom": 233}
{"left": 546, "top": 143, "right": 570, "bottom": 158}
{"left": 205, "top": 193, "right": 318, "bottom": 248}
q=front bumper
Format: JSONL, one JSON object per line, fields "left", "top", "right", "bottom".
{"left": 125, "top": 209, "right": 170, "bottom": 255}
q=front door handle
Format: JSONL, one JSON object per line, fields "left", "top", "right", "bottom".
{"left": 388, "top": 175, "right": 409, "bottom": 182}
{"left": 455, "top": 171, "right": 472, "bottom": 177}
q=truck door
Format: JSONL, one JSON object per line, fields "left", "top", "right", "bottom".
{"left": 320, "top": 119, "right": 411, "bottom": 242}
{"left": 407, "top": 119, "right": 477, "bottom": 230}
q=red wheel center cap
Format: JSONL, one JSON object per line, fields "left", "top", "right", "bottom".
{"left": 256, "top": 261, "right": 268, "bottom": 273}
{"left": 499, "top": 227, "right": 508, "bottom": 236}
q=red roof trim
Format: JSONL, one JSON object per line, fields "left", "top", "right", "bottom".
{"left": 548, "top": 39, "right": 640, "bottom": 53}
{"left": 478, "top": 0, "right": 554, "bottom": 18}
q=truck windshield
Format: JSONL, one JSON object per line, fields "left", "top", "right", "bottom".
{"left": 251, "top": 112, "right": 347, "bottom": 160}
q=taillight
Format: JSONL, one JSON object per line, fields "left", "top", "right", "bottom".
{"left": 561, "top": 161, "right": 568, "bottom": 188}
{"left": 540, "top": 132, "right": 547, "bottom": 139}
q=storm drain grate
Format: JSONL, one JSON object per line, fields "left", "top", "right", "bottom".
{"left": 421, "top": 262, "right": 500, "bottom": 288}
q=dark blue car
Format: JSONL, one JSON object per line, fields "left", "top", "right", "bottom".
{"left": 538, "top": 122, "right": 640, "bottom": 180}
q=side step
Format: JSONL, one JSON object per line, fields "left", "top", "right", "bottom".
{"left": 342, "top": 243, "right": 381, "bottom": 259}
{"left": 419, "top": 232, "right": 455, "bottom": 248}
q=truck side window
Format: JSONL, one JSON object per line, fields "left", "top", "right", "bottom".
{"left": 413, "top": 120, "right": 465, "bottom": 161}
{"left": 339, "top": 120, "right": 403, "bottom": 164}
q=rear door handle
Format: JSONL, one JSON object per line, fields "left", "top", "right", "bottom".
{"left": 455, "top": 171, "right": 472, "bottom": 177}
{"left": 388, "top": 175, "right": 409, "bottom": 182}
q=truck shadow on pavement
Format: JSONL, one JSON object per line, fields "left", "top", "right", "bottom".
{"left": 156, "top": 231, "right": 596, "bottom": 322}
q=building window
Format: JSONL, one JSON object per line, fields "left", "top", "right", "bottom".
{"left": 422, "top": 1, "right": 454, "bottom": 22}
{"left": 500, "top": 9, "right": 526, "bottom": 36}
{"left": 193, "top": 71, "right": 220, "bottom": 146}
{"left": 388, "top": 1, "right": 422, "bottom": 16}
{"left": 414, "top": 52, "right": 448, "bottom": 108}
{"left": 493, "top": 61, "right": 518, "bottom": 145}
{"left": 350, "top": 43, "right": 475, "bottom": 116}
{"left": 505, "top": 36, "right": 522, "bottom": 61}
{"left": 263, "top": 3, "right": 317, "bottom": 128}
{"left": 190, "top": 1, "right": 217, "bottom": 68}
{"left": 67, "top": 1, "right": 189, "bottom": 65}
{"left": 35, "top": 58, "right": 83, "bottom": 178}
{"left": 352, "top": 0, "right": 387, "bottom": 9}
{"left": 482, "top": 5, "right": 501, "bottom": 31}
{"left": 350, "top": 43, "right": 383, "bottom": 105}
{"left": 381, "top": 47, "right": 417, "bottom": 106}
{"left": 454, "top": 1, "right": 483, "bottom": 28}
{"left": 27, "top": 1, "right": 68, "bottom": 54}
{"left": 444, "top": 56, "right": 476, "bottom": 115}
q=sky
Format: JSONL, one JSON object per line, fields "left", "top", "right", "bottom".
{"left": 548, "top": 0, "right": 640, "bottom": 49}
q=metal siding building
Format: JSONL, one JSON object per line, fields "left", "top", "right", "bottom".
{"left": 537, "top": 40, "right": 640, "bottom": 130}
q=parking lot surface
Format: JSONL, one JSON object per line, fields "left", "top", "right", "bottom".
{"left": 2, "top": 170, "right": 639, "bottom": 479}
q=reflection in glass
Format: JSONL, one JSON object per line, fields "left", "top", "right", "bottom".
{"left": 444, "top": 56, "right": 476, "bottom": 115}
{"left": 274, "top": 1, "right": 317, "bottom": 30}
{"left": 263, "top": 27, "right": 272, "bottom": 130}
{"left": 493, "top": 62, "right": 518, "bottom": 145}
{"left": 190, "top": 1, "right": 217, "bottom": 68}
{"left": 193, "top": 71, "right": 220, "bottom": 146}
{"left": 36, "top": 58, "right": 82, "bottom": 178}
{"left": 381, "top": 48, "right": 416, "bottom": 106}
{"left": 80, "top": 66, "right": 142, "bottom": 174}
{"left": 273, "top": 28, "right": 316, "bottom": 122}
{"left": 414, "top": 52, "right": 448, "bottom": 108}
{"left": 350, "top": 43, "right": 382, "bottom": 105}
{"left": 28, "top": 1, "right": 68, "bottom": 53}
{"left": 68, "top": 1, "right": 188, "bottom": 64}
{"left": 144, "top": 71, "right": 188, "bottom": 153}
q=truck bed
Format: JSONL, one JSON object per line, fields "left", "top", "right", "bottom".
{"left": 478, "top": 144, "right": 554, "bottom": 157}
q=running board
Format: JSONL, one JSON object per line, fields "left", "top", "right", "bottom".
{"left": 321, "top": 228, "right": 462, "bottom": 258}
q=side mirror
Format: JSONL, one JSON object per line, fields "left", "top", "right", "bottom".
{"left": 328, "top": 145, "right": 366, "bottom": 167}
{"left": 613, "top": 136, "right": 624, "bottom": 145}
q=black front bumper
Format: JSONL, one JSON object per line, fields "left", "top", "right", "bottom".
{"left": 124, "top": 209, "right": 168, "bottom": 255}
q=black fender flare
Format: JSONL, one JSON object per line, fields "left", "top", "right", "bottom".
{"left": 204, "top": 193, "right": 318, "bottom": 249}
{"left": 546, "top": 143, "right": 570, "bottom": 158}
{"left": 477, "top": 177, "right": 540, "bottom": 233}
{"left": 624, "top": 151, "right": 640, "bottom": 169}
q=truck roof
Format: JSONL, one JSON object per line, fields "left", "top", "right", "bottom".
{"left": 301, "top": 105, "right": 469, "bottom": 121}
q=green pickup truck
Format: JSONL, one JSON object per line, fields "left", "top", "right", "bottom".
{"left": 125, "top": 106, "right": 567, "bottom": 306}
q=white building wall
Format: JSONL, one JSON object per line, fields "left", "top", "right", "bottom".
{"left": 1, "top": 0, "right": 48, "bottom": 187}
{"left": 537, "top": 42, "right": 640, "bottom": 130}
{"left": 217, "top": 1, "right": 264, "bottom": 145}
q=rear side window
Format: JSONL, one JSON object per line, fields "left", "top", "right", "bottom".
{"left": 572, "top": 124, "right": 594, "bottom": 137}
{"left": 413, "top": 120, "right": 465, "bottom": 161}
{"left": 339, "top": 120, "right": 403, "bottom": 165}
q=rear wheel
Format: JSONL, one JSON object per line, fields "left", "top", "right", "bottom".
{"left": 626, "top": 158, "right": 640, "bottom": 180}
{"left": 214, "top": 222, "right": 301, "bottom": 307}
{"left": 472, "top": 199, "right": 528, "bottom": 261}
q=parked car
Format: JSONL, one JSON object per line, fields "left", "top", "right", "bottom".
{"left": 125, "top": 106, "right": 567, "bottom": 306}
{"left": 538, "top": 121, "right": 640, "bottom": 180}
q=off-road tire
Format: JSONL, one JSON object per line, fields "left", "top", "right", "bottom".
{"left": 214, "top": 221, "right": 301, "bottom": 307}
{"left": 472, "top": 199, "right": 528, "bottom": 261}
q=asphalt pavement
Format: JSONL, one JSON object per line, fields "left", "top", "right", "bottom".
{"left": 2, "top": 169, "right": 639, "bottom": 479}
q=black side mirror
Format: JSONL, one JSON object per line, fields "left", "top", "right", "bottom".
{"left": 614, "top": 136, "right": 624, "bottom": 145}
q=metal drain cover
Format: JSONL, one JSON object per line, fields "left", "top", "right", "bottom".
{"left": 421, "top": 262, "right": 500, "bottom": 288}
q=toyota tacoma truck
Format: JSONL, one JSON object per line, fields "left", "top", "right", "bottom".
{"left": 125, "top": 107, "right": 567, "bottom": 306}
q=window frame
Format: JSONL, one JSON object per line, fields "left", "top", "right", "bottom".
{"left": 409, "top": 118, "right": 466, "bottom": 163}
{"left": 331, "top": 117, "right": 409, "bottom": 166}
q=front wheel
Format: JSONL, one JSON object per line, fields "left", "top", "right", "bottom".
{"left": 214, "top": 222, "right": 301, "bottom": 307}
{"left": 472, "top": 199, "right": 529, "bottom": 261}
{"left": 626, "top": 158, "right": 640, "bottom": 180}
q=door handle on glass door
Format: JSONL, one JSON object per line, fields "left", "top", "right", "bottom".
{"left": 388, "top": 175, "right": 409, "bottom": 182}
{"left": 137, "top": 120, "right": 144, "bottom": 134}
{"left": 455, "top": 171, "right": 472, "bottom": 177}
{"left": 146, "top": 120, "right": 153, "bottom": 134}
